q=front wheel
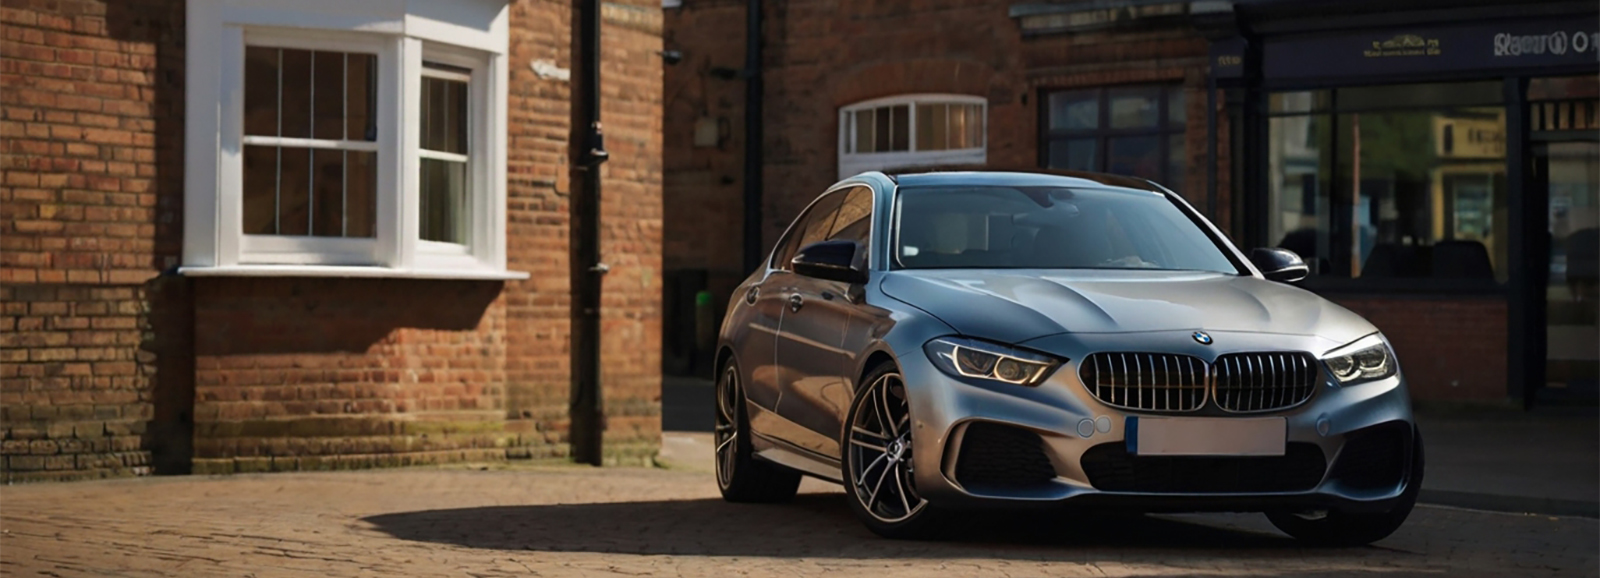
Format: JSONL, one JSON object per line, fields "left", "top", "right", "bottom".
{"left": 1267, "top": 428, "right": 1425, "bottom": 546}
{"left": 841, "top": 362, "right": 946, "bottom": 539}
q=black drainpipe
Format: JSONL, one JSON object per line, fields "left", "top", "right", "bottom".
{"left": 571, "top": 0, "right": 609, "bottom": 466}
{"left": 741, "top": 0, "right": 764, "bottom": 274}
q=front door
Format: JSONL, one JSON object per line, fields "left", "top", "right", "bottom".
{"left": 774, "top": 185, "right": 874, "bottom": 459}
{"left": 1536, "top": 140, "right": 1600, "bottom": 405}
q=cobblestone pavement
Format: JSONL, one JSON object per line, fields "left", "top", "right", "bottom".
{"left": 1, "top": 459, "right": 1595, "bottom": 578}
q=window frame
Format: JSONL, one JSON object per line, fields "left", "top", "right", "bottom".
{"left": 413, "top": 46, "right": 492, "bottom": 270}
{"left": 235, "top": 29, "right": 394, "bottom": 266}
{"left": 182, "top": 0, "right": 519, "bottom": 280}
{"left": 837, "top": 94, "right": 988, "bottom": 180}
{"left": 1041, "top": 84, "right": 1186, "bottom": 186}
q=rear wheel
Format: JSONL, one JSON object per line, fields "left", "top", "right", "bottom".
{"left": 842, "top": 362, "right": 946, "bottom": 539}
{"left": 1267, "top": 428, "right": 1425, "bottom": 546}
{"left": 715, "top": 360, "right": 801, "bottom": 503}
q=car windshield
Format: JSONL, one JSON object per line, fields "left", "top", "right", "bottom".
{"left": 893, "top": 185, "right": 1240, "bottom": 274}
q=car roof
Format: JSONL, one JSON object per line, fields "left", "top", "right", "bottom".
{"left": 886, "top": 169, "right": 1165, "bottom": 193}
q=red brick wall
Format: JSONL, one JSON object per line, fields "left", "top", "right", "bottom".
{"left": 596, "top": 0, "right": 666, "bottom": 458}
{"left": 661, "top": 0, "right": 748, "bottom": 374}
{"left": 1333, "top": 296, "right": 1510, "bottom": 402}
{"left": 1, "top": 0, "right": 187, "bottom": 482}
{"left": 189, "top": 279, "right": 528, "bottom": 473}
{"left": 2, "top": 0, "right": 664, "bottom": 481}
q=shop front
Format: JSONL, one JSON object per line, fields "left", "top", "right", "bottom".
{"left": 1212, "top": 1, "right": 1598, "bottom": 405}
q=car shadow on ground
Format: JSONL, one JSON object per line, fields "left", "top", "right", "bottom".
{"left": 362, "top": 492, "right": 1363, "bottom": 561}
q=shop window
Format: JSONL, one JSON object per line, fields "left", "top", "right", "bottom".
{"left": 1044, "top": 85, "right": 1186, "bottom": 186}
{"left": 838, "top": 95, "right": 986, "bottom": 179}
{"left": 183, "top": 0, "right": 520, "bottom": 279}
{"left": 1265, "top": 82, "right": 1508, "bottom": 285}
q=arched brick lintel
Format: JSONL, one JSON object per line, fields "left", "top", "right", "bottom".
{"left": 829, "top": 59, "right": 997, "bottom": 108}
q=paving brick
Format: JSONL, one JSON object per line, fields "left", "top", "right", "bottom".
{"left": 1, "top": 467, "right": 1596, "bottom": 576}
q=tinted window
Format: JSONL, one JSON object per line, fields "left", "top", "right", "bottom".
{"left": 894, "top": 186, "right": 1238, "bottom": 274}
{"left": 827, "top": 186, "right": 873, "bottom": 247}
{"left": 773, "top": 191, "right": 845, "bottom": 269}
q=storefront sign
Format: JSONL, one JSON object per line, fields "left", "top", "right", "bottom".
{"left": 1210, "top": 37, "right": 1248, "bottom": 79}
{"left": 1265, "top": 17, "right": 1599, "bottom": 80}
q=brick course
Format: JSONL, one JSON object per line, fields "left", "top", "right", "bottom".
{"left": 2, "top": 0, "right": 664, "bottom": 481}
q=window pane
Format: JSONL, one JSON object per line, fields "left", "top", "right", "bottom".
{"left": 1108, "top": 87, "right": 1159, "bottom": 129}
{"left": 280, "top": 49, "right": 312, "bottom": 139}
{"left": 966, "top": 104, "right": 983, "bottom": 149}
{"left": 421, "top": 158, "right": 468, "bottom": 244}
{"left": 244, "top": 47, "right": 280, "bottom": 137}
{"left": 311, "top": 149, "right": 345, "bottom": 236}
{"left": 889, "top": 105, "right": 909, "bottom": 152}
{"left": 1268, "top": 115, "right": 1333, "bottom": 274}
{"left": 1048, "top": 90, "right": 1098, "bottom": 130}
{"left": 1269, "top": 91, "right": 1329, "bottom": 114}
{"left": 1168, "top": 134, "right": 1186, "bottom": 186}
{"left": 1167, "top": 86, "right": 1186, "bottom": 127}
{"left": 795, "top": 192, "right": 845, "bottom": 256}
{"left": 242, "top": 146, "right": 374, "bottom": 239}
{"left": 916, "top": 104, "right": 947, "bottom": 151}
{"left": 854, "top": 109, "right": 873, "bottom": 153}
{"left": 422, "top": 75, "right": 469, "bottom": 154}
{"left": 1529, "top": 74, "right": 1600, "bottom": 101}
{"left": 1047, "top": 138, "right": 1097, "bottom": 172}
{"left": 277, "top": 147, "right": 311, "bottom": 235}
{"left": 1341, "top": 108, "right": 1508, "bottom": 281}
{"left": 828, "top": 186, "right": 873, "bottom": 248}
{"left": 347, "top": 53, "right": 376, "bottom": 141}
{"left": 346, "top": 151, "right": 377, "bottom": 237}
{"left": 1107, "top": 135, "right": 1161, "bottom": 180}
{"left": 242, "top": 145, "right": 278, "bottom": 234}
{"left": 873, "top": 106, "right": 891, "bottom": 152}
{"left": 312, "top": 51, "right": 346, "bottom": 140}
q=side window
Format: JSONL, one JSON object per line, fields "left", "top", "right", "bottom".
{"left": 772, "top": 191, "right": 845, "bottom": 269}
{"left": 827, "top": 186, "right": 873, "bottom": 250}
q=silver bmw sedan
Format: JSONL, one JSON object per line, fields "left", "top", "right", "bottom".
{"left": 713, "top": 170, "right": 1422, "bottom": 545}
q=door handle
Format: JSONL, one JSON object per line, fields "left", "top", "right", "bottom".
{"left": 746, "top": 286, "right": 759, "bottom": 305}
{"left": 788, "top": 294, "right": 804, "bottom": 313}
{"left": 821, "top": 290, "right": 835, "bottom": 301}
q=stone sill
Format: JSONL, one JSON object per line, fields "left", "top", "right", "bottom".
{"left": 178, "top": 265, "right": 530, "bottom": 281}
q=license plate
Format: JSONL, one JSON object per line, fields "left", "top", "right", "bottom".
{"left": 1127, "top": 416, "right": 1286, "bottom": 456}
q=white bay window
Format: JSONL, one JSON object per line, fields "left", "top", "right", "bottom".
{"left": 182, "top": 0, "right": 522, "bottom": 279}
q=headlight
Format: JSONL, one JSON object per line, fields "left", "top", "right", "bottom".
{"left": 923, "top": 337, "right": 1061, "bottom": 386}
{"left": 1320, "top": 334, "right": 1397, "bottom": 385}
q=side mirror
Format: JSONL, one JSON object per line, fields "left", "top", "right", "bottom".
{"left": 792, "top": 240, "right": 866, "bottom": 284}
{"left": 1251, "top": 247, "right": 1309, "bottom": 283}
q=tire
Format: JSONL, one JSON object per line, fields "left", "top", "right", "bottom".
{"left": 841, "top": 361, "right": 947, "bottom": 539}
{"left": 1267, "top": 427, "right": 1425, "bottom": 547}
{"left": 715, "top": 359, "right": 802, "bottom": 503}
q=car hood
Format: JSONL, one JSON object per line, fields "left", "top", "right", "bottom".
{"left": 879, "top": 269, "right": 1374, "bottom": 345}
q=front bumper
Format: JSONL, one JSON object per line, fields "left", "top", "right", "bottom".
{"left": 902, "top": 330, "right": 1418, "bottom": 512}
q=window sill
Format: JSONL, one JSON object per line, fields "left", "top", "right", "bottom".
{"left": 178, "top": 265, "right": 530, "bottom": 281}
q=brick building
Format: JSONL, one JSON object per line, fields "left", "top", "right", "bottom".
{"left": 1, "top": 0, "right": 665, "bottom": 481}
{"left": 662, "top": 0, "right": 1598, "bottom": 406}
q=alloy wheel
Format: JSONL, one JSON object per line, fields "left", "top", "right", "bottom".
{"left": 715, "top": 364, "right": 740, "bottom": 489}
{"left": 846, "top": 371, "right": 927, "bottom": 523}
